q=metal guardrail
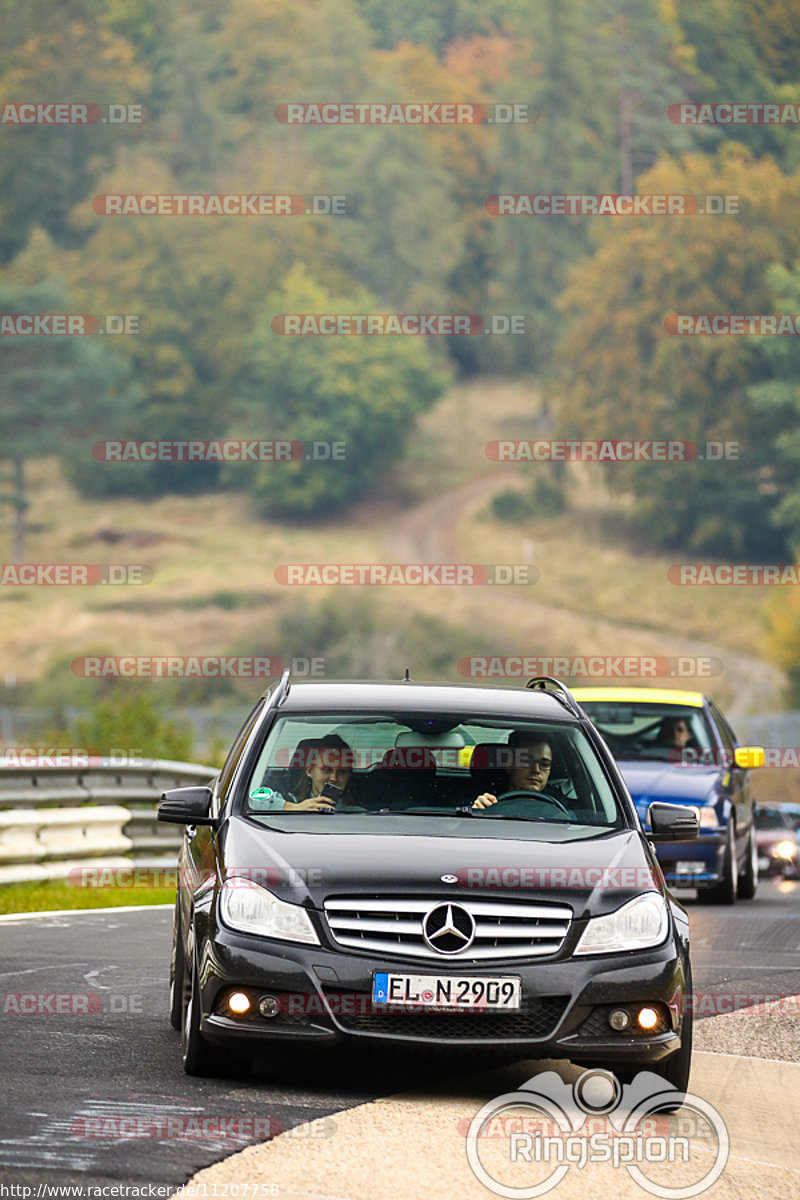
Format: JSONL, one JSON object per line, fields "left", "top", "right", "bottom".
{"left": 0, "top": 759, "right": 218, "bottom": 885}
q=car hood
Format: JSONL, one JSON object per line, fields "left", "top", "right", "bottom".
{"left": 618, "top": 762, "right": 721, "bottom": 816}
{"left": 220, "top": 815, "right": 663, "bottom": 919}
{"left": 755, "top": 828, "right": 797, "bottom": 849}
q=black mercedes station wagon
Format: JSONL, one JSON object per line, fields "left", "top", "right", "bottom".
{"left": 160, "top": 674, "right": 697, "bottom": 1095}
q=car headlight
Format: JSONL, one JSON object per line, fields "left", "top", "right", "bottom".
{"left": 771, "top": 840, "right": 798, "bottom": 862}
{"left": 575, "top": 892, "right": 669, "bottom": 955}
{"left": 219, "top": 877, "right": 320, "bottom": 945}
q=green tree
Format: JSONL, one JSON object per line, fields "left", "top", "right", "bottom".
{"left": 556, "top": 149, "right": 800, "bottom": 557}
{"left": 673, "top": 0, "right": 786, "bottom": 161}
{"left": 0, "top": 277, "right": 141, "bottom": 558}
{"left": 747, "top": 262, "right": 800, "bottom": 551}
{"left": 355, "top": 0, "right": 527, "bottom": 53}
{"left": 47, "top": 686, "right": 195, "bottom": 761}
{"left": 0, "top": 18, "right": 149, "bottom": 261}
{"left": 225, "top": 266, "right": 452, "bottom": 516}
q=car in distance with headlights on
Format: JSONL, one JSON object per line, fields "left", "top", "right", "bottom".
{"left": 573, "top": 688, "right": 764, "bottom": 904}
{"left": 159, "top": 673, "right": 697, "bottom": 1098}
{"left": 754, "top": 806, "right": 800, "bottom": 878}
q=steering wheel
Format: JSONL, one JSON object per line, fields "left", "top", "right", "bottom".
{"left": 483, "top": 789, "right": 572, "bottom": 818}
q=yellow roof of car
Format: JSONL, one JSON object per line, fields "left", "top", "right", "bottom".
{"left": 571, "top": 687, "right": 705, "bottom": 707}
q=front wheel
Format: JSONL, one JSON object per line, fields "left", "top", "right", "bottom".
{"left": 651, "top": 1003, "right": 693, "bottom": 1106}
{"left": 169, "top": 898, "right": 184, "bottom": 1030}
{"left": 181, "top": 950, "right": 223, "bottom": 1077}
{"left": 699, "top": 822, "right": 738, "bottom": 905}
{"left": 738, "top": 824, "right": 758, "bottom": 900}
{"left": 611, "top": 969, "right": 693, "bottom": 1112}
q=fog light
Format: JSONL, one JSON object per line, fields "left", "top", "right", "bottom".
{"left": 227, "top": 991, "right": 251, "bottom": 1015}
{"left": 259, "top": 995, "right": 280, "bottom": 1018}
{"left": 608, "top": 1008, "right": 631, "bottom": 1031}
{"left": 637, "top": 1006, "right": 659, "bottom": 1030}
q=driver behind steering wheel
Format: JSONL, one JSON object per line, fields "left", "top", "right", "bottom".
{"left": 471, "top": 732, "right": 563, "bottom": 811}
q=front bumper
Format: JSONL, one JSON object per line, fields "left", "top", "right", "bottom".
{"left": 194, "top": 921, "right": 688, "bottom": 1066}
{"left": 654, "top": 831, "right": 727, "bottom": 890}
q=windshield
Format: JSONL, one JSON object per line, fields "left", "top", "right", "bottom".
{"left": 240, "top": 712, "right": 625, "bottom": 831}
{"left": 580, "top": 701, "right": 715, "bottom": 763}
{"left": 755, "top": 808, "right": 793, "bottom": 831}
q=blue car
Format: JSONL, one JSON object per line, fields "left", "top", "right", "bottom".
{"left": 573, "top": 688, "right": 764, "bottom": 903}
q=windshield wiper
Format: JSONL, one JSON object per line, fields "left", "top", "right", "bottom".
{"left": 369, "top": 806, "right": 474, "bottom": 816}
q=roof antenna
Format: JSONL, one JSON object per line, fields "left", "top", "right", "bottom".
{"left": 403, "top": 667, "right": 412, "bottom": 681}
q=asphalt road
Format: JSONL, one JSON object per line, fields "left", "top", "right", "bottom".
{"left": 0, "top": 876, "right": 797, "bottom": 1196}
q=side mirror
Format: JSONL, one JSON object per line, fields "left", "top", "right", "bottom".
{"left": 647, "top": 802, "right": 700, "bottom": 842}
{"left": 158, "top": 786, "right": 216, "bottom": 826}
{"left": 734, "top": 746, "right": 765, "bottom": 769}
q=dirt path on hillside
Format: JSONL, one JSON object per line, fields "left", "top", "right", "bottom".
{"left": 383, "top": 474, "right": 785, "bottom": 723}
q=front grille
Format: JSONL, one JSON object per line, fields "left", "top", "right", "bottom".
{"left": 324, "top": 896, "right": 572, "bottom": 962}
{"left": 331, "top": 995, "right": 569, "bottom": 1040}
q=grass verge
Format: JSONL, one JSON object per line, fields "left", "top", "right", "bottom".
{"left": 0, "top": 878, "right": 176, "bottom": 915}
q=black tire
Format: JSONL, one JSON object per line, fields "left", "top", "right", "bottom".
{"left": 650, "top": 1004, "right": 693, "bottom": 1109}
{"left": 738, "top": 823, "right": 758, "bottom": 901}
{"left": 169, "top": 898, "right": 184, "bottom": 1031}
{"left": 609, "top": 966, "right": 693, "bottom": 1111}
{"left": 700, "top": 822, "right": 738, "bottom": 905}
{"left": 181, "top": 949, "right": 222, "bottom": 1077}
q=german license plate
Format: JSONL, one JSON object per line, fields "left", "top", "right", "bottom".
{"left": 372, "top": 972, "right": 521, "bottom": 1010}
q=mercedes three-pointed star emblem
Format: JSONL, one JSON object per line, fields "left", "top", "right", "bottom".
{"left": 422, "top": 903, "right": 476, "bottom": 954}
